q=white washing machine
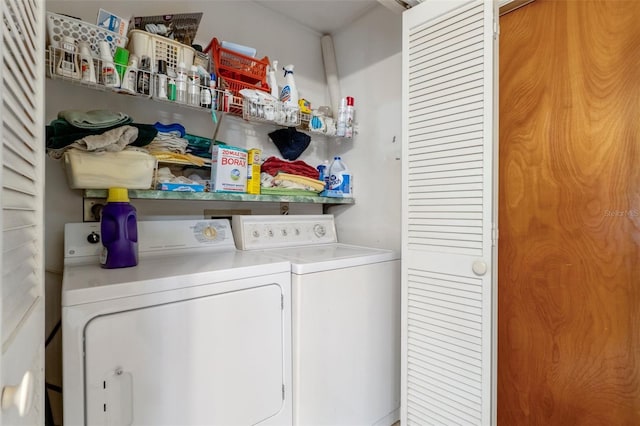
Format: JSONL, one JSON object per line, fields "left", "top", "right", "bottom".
{"left": 232, "top": 215, "right": 401, "bottom": 426}
{"left": 62, "top": 219, "right": 292, "bottom": 426}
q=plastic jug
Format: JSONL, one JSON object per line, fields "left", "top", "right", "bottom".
{"left": 327, "top": 156, "right": 353, "bottom": 198}
{"left": 100, "top": 187, "right": 138, "bottom": 269}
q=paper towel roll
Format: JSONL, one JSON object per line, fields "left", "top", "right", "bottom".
{"left": 321, "top": 35, "right": 341, "bottom": 118}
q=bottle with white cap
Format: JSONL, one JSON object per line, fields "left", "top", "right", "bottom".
{"left": 345, "top": 96, "right": 355, "bottom": 138}
{"left": 57, "top": 36, "right": 80, "bottom": 80}
{"left": 120, "top": 55, "right": 138, "bottom": 94}
{"left": 280, "top": 64, "right": 299, "bottom": 107}
{"left": 175, "top": 62, "right": 188, "bottom": 104}
{"left": 327, "top": 156, "right": 353, "bottom": 198}
{"left": 77, "top": 41, "right": 96, "bottom": 83}
{"left": 188, "top": 65, "right": 200, "bottom": 106}
{"left": 99, "top": 41, "right": 119, "bottom": 88}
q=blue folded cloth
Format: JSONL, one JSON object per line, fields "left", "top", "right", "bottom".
{"left": 154, "top": 122, "right": 186, "bottom": 137}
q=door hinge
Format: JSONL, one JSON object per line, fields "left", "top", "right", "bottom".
{"left": 282, "top": 384, "right": 285, "bottom": 400}
{"left": 492, "top": 226, "right": 499, "bottom": 246}
{"left": 281, "top": 294, "right": 284, "bottom": 310}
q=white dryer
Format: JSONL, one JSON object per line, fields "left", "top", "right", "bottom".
{"left": 62, "top": 219, "right": 292, "bottom": 426}
{"left": 232, "top": 215, "right": 401, "bottom": 426}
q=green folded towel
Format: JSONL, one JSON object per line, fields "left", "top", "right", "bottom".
{"left": 260, "top": 188, "right": 320, "bottom": 197}
{"left": 58, "top": 109, "right": 132, "bottom": 129}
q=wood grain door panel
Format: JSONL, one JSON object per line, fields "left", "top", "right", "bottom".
{"left": 498, "top": 0, "right": 640, "bottom": 424}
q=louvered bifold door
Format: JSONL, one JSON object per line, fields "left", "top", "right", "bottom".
{"left": 0, "top": 0, "right": 45, "bottom": 424}
{"left": 401, "top": 1, "right": 497, "bottom": 425}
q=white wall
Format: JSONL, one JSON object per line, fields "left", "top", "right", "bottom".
{"left": 329, "top": 6, "right": 403, "bottom": 253}
{"left": 44, "top": 1, "right": 402, "bottom": 423}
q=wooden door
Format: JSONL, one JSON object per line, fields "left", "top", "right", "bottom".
{"left": 498, "top": 0, "right": 640, "bottom": 424}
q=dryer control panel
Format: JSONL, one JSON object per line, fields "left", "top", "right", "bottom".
{"left": 232, "top": 215, "right": 338, "bottom": 250}
{"left": 64, "top": 219, "right": 236, "bottom": 264}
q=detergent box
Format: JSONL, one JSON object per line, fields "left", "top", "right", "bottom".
{"left": 210, "top": 145, "right": 248, "bottom": 192}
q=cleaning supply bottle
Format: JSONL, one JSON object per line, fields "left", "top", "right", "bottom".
{"left": 327, "top": 156, "right": 353, "bottom": 198}
{"left": 268, "top": 59, "right": 279, "bottom": 98}
{"left": 176, "top": 62, "right": 188, "bottom": 104}
{"left": 345, "top": 96, "right": 355, "bottom": 138}
{"left": 317, "top": 164, "right": 329, "bottom": 196}
{"left": 200, "top": 73, "right": 212, "bottom": 108}
{"left": 167, "top": 73, "right": 177, "bottom": 102}
{"left": 155, "top": 59, "right": 168, "bottom": 99}
{"left": 188, "top": 65, "right": 200, "bottom": 106}
{"left": 77, "top": 41, "right": 96, "bottom": 83}
{"left": 113, "top": 47, "right": 129, "bottom": 84}
{"left": 99, "top": 41, "right": 120, "bottom": 88}
{"left": 57, "top": 36, "right": 80, "bottom": 80}
{"left": 136, "top": 55, "right": 151, "bottom": 96}
{"left": 280, "top": 64, "right": 298, "bottom": 107}
{"left": 100, "top": 187, "right": 138, "bottom": 269}
{"left": 120, "top": 55, "right": 138, "bottom": 94}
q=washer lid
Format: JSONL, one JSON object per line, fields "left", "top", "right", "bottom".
{"left": 62, "top": 251, "right": 290, "bottom": 306}
{"left": 262, "top": 243, "right": 397, "bottom": 274}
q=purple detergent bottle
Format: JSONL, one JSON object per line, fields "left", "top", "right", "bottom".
{"left": 100, "top": 187, "right": 138, "bottom": 269}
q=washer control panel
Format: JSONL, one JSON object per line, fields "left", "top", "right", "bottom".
{"left": 232, "top": 215, "right": 338, "bottom": 250}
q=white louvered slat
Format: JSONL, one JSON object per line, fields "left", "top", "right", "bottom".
{"left": 402, "top": 0, "right": 497, "bottom": 424}
{"left": 1, "top": 0, "right": 44, "bottom": 424}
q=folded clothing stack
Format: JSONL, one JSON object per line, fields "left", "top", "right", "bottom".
{"left": 260, "top": 156, "right": 325, "bottom": 195}
{"left": 145, "top": 123, "right": 209, "bottom": 168}
{"left": 46, "top": 109, "right": 158, "bottom": 159}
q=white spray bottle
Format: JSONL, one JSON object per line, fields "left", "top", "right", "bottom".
{"left": 280, "top": 64, "right": 298, "bottom": 107}
{"left": 268, "top": 59, "right": 279, "bottom": 99}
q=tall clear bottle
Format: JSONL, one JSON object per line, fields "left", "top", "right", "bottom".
{"left": 175, "top": 62, "right": 188, "bottom": 104}
{"left": 188, "top": 65, "right": 200, "bottom": 106}
{"left": 155, "top": 59, "right": 168, "bottom": 100}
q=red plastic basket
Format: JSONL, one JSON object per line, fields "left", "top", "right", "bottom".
{"left": 206, "top": 38, "right": 270, "bottom": 91}
{"left": 219, "top": 75, "right": 269, "bottom": 96}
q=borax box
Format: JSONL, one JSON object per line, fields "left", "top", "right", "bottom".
{"left": 210, "top": 145, "right": 248, "bottom": 192}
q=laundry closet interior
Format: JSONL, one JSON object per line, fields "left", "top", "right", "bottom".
{"left": 43, "top": 1, "right": 403, "bottom": 425}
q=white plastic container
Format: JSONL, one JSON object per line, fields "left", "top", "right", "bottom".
{"left": 126, "top": 29, "right": 195, "bottom": 73}
{"left": 326, "top": 156, "right": 352, "bottom": 198}
{"left": 63, "top": 150, "right": 157, "bottom": 189}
